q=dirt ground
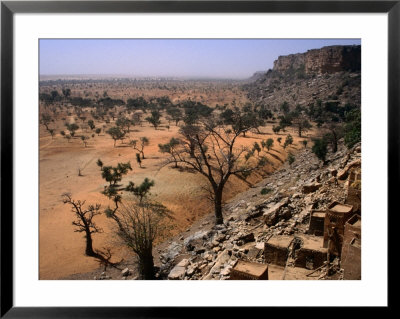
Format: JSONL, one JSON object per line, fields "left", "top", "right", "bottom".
{"left": 39, "top": 83, "right": 317, "bottom": 279}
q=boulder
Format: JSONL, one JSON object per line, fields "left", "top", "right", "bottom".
{"left": 263, "top": 198, "right": 289, "bottom": 226}
{"left": 183, "top": 231, "right": 209, "bottom": 247}
{"left": 168, "top": 265, "right": 186, "bottom": 280}
{"left": 160, "top": 242, "right": 183, "bottom": 263}
{"left": 176, "top": 259, "right": 189, "bottom": 268}
{"left": 237, "top": 232, "right": 255, "bottom": 243}
{"left": 244, "top": 209, "right": 263, "bottom": 221}
{"left": 302, "top": 183, "right": 322, "bottom": 194}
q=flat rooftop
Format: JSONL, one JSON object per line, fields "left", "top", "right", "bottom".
{"left": 311, "top": 211, "right": 326, "bottom": 218}
{"left": 233, "top": 260, "right": 268, "bottom": 277}
{"left": 266, "top": 235, "right": 293, "bottom": 248}
{"left": 298, "top": 234, "right": 326, "bottom": 251}
{"left": 330, "top": 204, "right": 353, "bottom": 214}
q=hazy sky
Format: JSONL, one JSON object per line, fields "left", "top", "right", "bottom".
{"left": 40, "top": 39, "right": 361, "bottom": 79}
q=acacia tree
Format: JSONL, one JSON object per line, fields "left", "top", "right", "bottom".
{"left": 312, "top": 138, "right": 328, "bottom": 164}
{"left": 130, "top": 137, "right": 149, "bottom": 159}
{"left": 125, "top": 178, "right": 155, "bottom": 203}
{"left": 162, "top": 119, "right": 265, "bottom": 225}
{"left": 145, "top": 110, "right": 161, "bottom": 129}
{"left": 265, "top": 138, "right": 274, "bottom": 151}
{"left": 88, "top": 119, "right": 96, "bottom": 130}
{"left": 252, "top": 142, "right": 261, "bottom": 156}
{"left": 116, "top": 117, "right": 133, "bottom": 133}
{"left": 324, "top": 122, "right": 342, "bottom": 153}
{"left": 272, "top": 125, "right": 281, "bottom": 134}
{"left": 40, "top": 114, "right": 52, "bottom": 131}
{"left": 97, "top": 161, "right": 132, "bottom": 186}
{"left": 291, "top": 112, "right": 312, "bottom": 137}
{"left": 166, "top": 107, "right": 182, "bottom": 126}
{"left": 106, "top": 126, "right": 126, "bottom": 147}
{"left": 158, "top": 138, "right": 180, "bottom": 168}
{"left": 62, "top": 193, "right": 102, "bottom": 257}
{"left": 81, "top": 135, "right": 89, "bottom": 147}
{"left": 49, "top": 129, "right": 55, "bottom": 139}
{"left": 136, "top": 153, "right": 142, "bottom": 168}
{"left": 283, "top": 134, "right": 293, "bottom": 149}
{"left": 66, "top": 123, "right": 79, "bottom": 137}
{"left": 98, "top": 165, "right": 167, "bottom": 279}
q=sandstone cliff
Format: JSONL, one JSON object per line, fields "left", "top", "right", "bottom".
{"left": 273, "top": 45, "right": 361, "bottom": 75}
{"left": 245, "top": 45, "right": 361, "bottom": 110}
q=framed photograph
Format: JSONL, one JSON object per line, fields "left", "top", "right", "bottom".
{"left": 1, "top": 0, "right": 395, "bottom": 316}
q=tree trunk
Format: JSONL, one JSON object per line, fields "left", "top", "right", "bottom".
{"left": 85, "top": 230, "right": 96, "bottom": 257}
{"left": 332, "top": 131, "right": 338, "bottom": 153}
{"left": 189, "top": 142, "right": 195, "bottom": 158}
{"left": 214, "top": 189, "right": 224, "bottom": 225}
{"left": 138, "top": 249, "right": 155, "bottom": 280}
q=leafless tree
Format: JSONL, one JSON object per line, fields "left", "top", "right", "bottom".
{"left": 62, "top": 193, "right": 123, "bottom": 269}
{"left": 161, "top": 119, "right": 266, "bottom": 224}
{"left": 62, "top": 193, "right": 102, "bottom": 257}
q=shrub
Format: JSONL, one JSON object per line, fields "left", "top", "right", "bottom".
{"left": 287, "top": 152, "right": 295, "bottom": 165}
{"left": 260, "top": 187, "right": 272, "bottom": 195}
{"left": 312, "top": 138, "right": 328, "bottom": 163}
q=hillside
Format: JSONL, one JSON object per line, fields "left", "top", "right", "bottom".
{"left": 69, "top": 139, "right": 360, "bottom": 280}
{"left": 245, "top": 45, "right": 361, "bottom": 111}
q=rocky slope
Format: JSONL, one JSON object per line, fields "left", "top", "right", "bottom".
{"left": 156, "top": 140, "right": 361, "bottom": 280}
{"left": 65, "top": 139, "right": 360, "bottom": 281}
{"left": 245, "top": 45, "right": 361, "bottom": 111}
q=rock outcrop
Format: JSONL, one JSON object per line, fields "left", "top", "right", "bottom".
{"left": 273, "top": 45, "right": 361, "bottom": 75}
{"left": 245, "top": 45, "right": 361, "bottom": 111}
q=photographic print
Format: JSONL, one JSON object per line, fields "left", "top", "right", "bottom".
{"left": 39, "top": 39, "right": 361, "bottom": 281}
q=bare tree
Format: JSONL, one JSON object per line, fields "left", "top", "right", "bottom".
{"left": 162, "top": 119, "right": 265, "bottom": 224}
{"left": 62, "top": 193, "right": 102, "bottom": 257}
{"left": 130, "top": 137, "right": 149, "bottom": 159}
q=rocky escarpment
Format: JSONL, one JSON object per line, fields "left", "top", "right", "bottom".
{"left": 157, "top": 140, "right": 361, "bottom": 280}
{"left": 66, "top": 140, "right": 361, "bottom": 281}
{"left": 245, "top": 45, "right": 361, "bottom": 111}
{"left": 273, "top": 45, "right": 360, "bottom": 75}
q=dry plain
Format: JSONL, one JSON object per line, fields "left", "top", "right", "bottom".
{"left": 39, "top": 80, "right": 317, "bottom": 279}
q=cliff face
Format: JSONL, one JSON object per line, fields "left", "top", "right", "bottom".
{"left": 273, "top": 45, "right": 361, "bottom": 74}
{"left": 245, "top": 45, "right": 361, "bottom": 110}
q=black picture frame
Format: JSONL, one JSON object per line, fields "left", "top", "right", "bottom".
{"left": 1, "top": 0, "right": 395, "bottom": 317}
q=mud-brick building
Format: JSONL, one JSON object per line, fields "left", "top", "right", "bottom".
{"left": 294, "top": 235, "right": 327, "bottom": 270}
{"left": 341, "top": 214, "right": 361, "bottom": 279}
{"left": 230, "top": 260, "right": 269, "bottom": 280}
{"left": 264, "top": 235, "right": 292, "bottom": 266}
{"left": 323, "top": 202, "right": 354, "bottom": 256}
{"left": 308, "top": 210, "right": 326, "bottom": 236}
{"left": 345, "top": 168, "right": 361, "bottom": 215}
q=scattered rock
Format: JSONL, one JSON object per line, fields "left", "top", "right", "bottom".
{"left": 302, "top": 182, "right": 322, "bottom": 194}
{"left": 168, "top": 265, "right": 186, "bottom": 280}
{"left": 121, "top": 268, "right": 130, "bottom": 277}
